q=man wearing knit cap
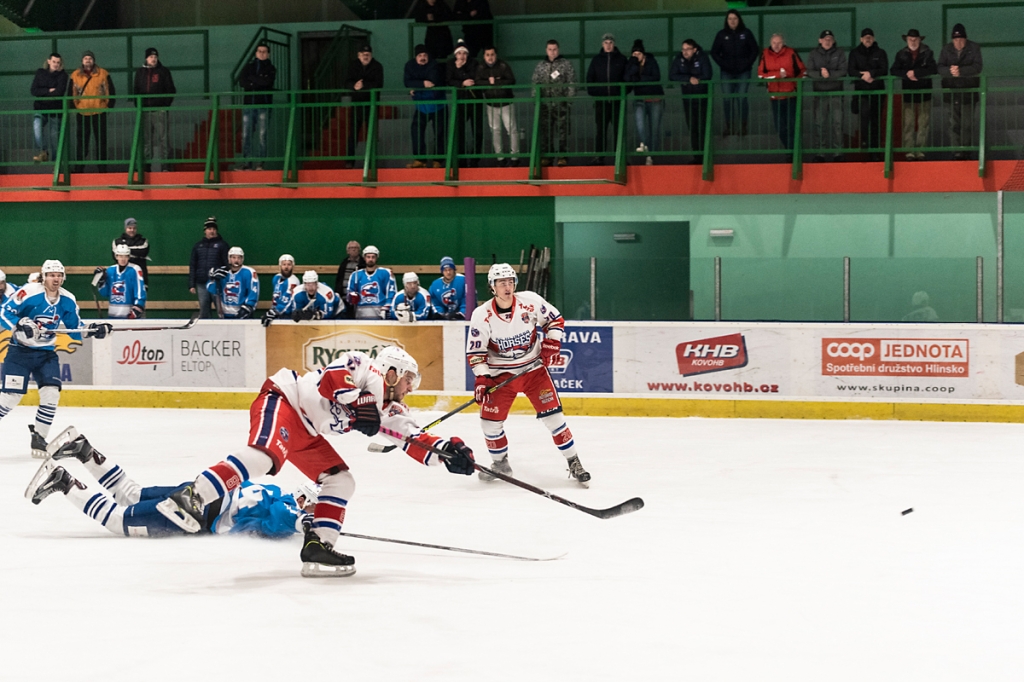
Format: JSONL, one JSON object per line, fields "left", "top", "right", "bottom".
{"left": 69, "top": 50, "right": 116, "bottom": 172}
{"left": 586, "top": 33, "right": 627, "bottom": 165}
{"left": 404, "top": 45, "right": 448, "bottom": 168}
{"left": 112, "top": 217, "right": 152, "bottom": 285}
{"left": 625, "top": 39, "right": 665, "bottom": 164}
{"left": 938, "top": 23, "right": 983, "bottom": 159}
{"left": 133, "top": 48, "right": 176, "bottom": 172}
{"left": 429, "top": 256, "right": 466, "bottom": 319}
{"left": 344, "top": 45, "right": 384, "bottom": 168}
{"left": 446, "top": 39, "right": 484, "bottom": 167}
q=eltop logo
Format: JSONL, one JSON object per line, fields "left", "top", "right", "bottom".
{"left": 302, "top": 329, "right": 402, "bottom": 371}
{"left": 675, "top": 333, "right": 748, "bottom": 377}
{"left": 822, "top": 338, "right": 969, "bottom": 377}
{"left": 116, "top": 339, "right": 166, "bottom": 366}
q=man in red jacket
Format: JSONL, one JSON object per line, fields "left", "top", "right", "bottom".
{"left": 758, "top": 33, "right": 805, "bottom": 150}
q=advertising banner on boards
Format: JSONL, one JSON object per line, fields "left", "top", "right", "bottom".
{"left": 0, "top": 329, "right": 93, "bottom": 386}
{"left": 110, "top": 326, "right": 247, "bottom": 388}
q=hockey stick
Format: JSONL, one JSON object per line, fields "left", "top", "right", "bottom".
{"left": 337, "top": 531, "right": 564, "bottom": 562}
{"left": 366, "top": 361, "right": 544, "bottom": 454}
{"left": 68, "top": 312, "right": 199, "bottom": 335}
{"left": 376, "top": 426, "right": 645, "bottom": 520}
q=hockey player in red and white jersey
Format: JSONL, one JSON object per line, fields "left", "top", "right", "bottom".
{"left": 162, "top": 346, "right": 476, "bottom": 577}
{"left": 466, "top": 263, "right": 591, "bottom": 487}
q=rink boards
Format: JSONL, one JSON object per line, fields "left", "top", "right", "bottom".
{"left": 10, "top": 320, "right": 1024, "bottom": 422}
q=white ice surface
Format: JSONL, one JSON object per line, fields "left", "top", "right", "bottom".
{"left": 3, "top": 408, "right": 1024, "bottom": 681}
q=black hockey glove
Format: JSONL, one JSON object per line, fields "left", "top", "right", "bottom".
{"left": 349, "top": 391, "right": 380, "bottom": 437}
{"left": 209, "top": 266, "right": 229, "bottom": 280}
{"left": 442, "top": 437, "right": 476, "bottom": 476}
{"left": 88, "top": 323, "right": 113, "bottom": 340}
{"left": 129, "top": 306, "right": 144, "bottom": 319}
{"left": 292, "top": 306, "right": 315, "bottom": 322}
{"left": 92, "top": 267, "right": 107, "bottom": 288}
{"left": 300, "top": 513, "right": 313, "bottom": 534}
{"left": 262, "top": 308, "right": 278, "bottom": 327}
{"left": 15, "top": 317, "right": 39, "bottom": 342}
{"left": 238, "top": 304, "right": 254, "bottom": 319}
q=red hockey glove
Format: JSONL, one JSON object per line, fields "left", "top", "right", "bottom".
{"left": 474, "top": 374, "right": 496, "bottom": 405}
{"left": 541, "top": 337, "right": 561, "bottom": 367}
{"left": 442, "top": 437, "right": 476, "bottom": 475}
{"left": 348, "top": 291, "right": 359, "bottom": 307}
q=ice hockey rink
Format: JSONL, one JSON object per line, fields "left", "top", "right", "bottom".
{"left": 3, "top": 406, "right": 1024, "bottom": 681}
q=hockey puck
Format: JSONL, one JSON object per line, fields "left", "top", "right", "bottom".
{"left": 901, "top": 508, "right": 913, "bottom": 516}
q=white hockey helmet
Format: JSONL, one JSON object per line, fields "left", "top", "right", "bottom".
{"left": 373, "top": 345, "right": 421, "bottom": 392}
{"left": 402, "top": 272, "right": 419, "bottom": 285}
{"left": 302, "top": 270, "right": 319, "bottom": 284}
{"left": 113, "top": 243, "right": 131, "bottom": 257}
{"left": 41, "top": 259, "right": 65, "bottom": 284}
{"left": 363, "top": 245, "right": 380, "bottom": 257}
{"left": 0, "top": 268, "right": 6, "bottom": 282}
{"left": 278, "top": 253, "right": 295, "bottom": 264}
{"left": 228, "top": 246, "right": 244, "bottom": 258}
{"left": 27, "top": 272, "right": 41, "bottom": 284}
{"left": 487, "top": 262, "right": 518, "bottom": 290}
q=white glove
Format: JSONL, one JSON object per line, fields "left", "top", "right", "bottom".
{"left": 394, "top": 302, "right": 413, "bottom": 324}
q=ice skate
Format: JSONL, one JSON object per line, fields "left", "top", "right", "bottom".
{"left": 478, "top": 455, "right": 512, "bottom": 482}
{"left": 29, "top": 425, "right": 47, "bottom": 459}
{"left": 567, "top": 455, "right": 591, "bottom": 488}
{"left": 26, "top": 463, "right": 82, "bottom": 504}
{"left": 43, "top": 426, "right": 80, "bottom": 459}
{"left": 155, "top": 498, "right": 202, "bottom": 533}
{"left": 300, "top": 529, "right": 356, "bottom": 578}
{"left": 51, "top": 432, "right": 103, "bottom": 465}
{"left": 160, "top": 484, "right": 205, "bottom": 527}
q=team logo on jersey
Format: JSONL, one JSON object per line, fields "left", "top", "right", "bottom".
{"left": 443, "top": 290, "right": 457, "bottom": 306}
{"left": 224, "top": 280, "right": 241, "bottom": 304}
{"left": 470, "top": 327, "right": 480, "bottom": 337}
{"left": 360, "top": 282, "right": 381, "bottom": 304}
{"left": 675, "top": 333, "right": 748, "bottom": 377}
{"left": 521, "top": 312, "right": 530, "bottom": 324}
{"left": 279, "top": 426, "right": 290, "bottom": 442}
{"left": 111, "top": 280, "right": 127, "bottom": 302}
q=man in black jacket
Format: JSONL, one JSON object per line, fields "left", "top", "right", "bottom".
{"left": 624, "top": 39, "right": 664, "bottom": 165}
{"left": 848, "top": 28, "right": 888, "bottom": 159}
{"left": 446, "top": 40, "right": 483, "bottom": 167}
{"left": 806, "top": 30, "right": 847, "bottom": 161}
{"left": 586, "top": 33, "right": 627, "bottom": 166}
{"left": 237, "top": 42, "right": 277, "bottom": 170}
{"left": 189, "top": 217, "right": 230, "bottom": 318}
{"left": 711, "top": 10, "right": 759, "bottom": 136}
{"left": 938, "top": 23, "right": 983, "bottom": 160}
{"left": 669, "top": 39, "right": 713, "bottom": 162}
{"left": 29, "top": 53, "right": 68, "bottom": 163}
{"left": 475, "top": 46, "right": 519, "bottom": 166}
{"left": 113, "top": 218, "right": 151, "bottom": 285}
{"left": 891, "top": 29, "right": 937, "bottom": 160}
{"left": 133, "top": 48, "right": 176, "bottom": 172}
{"left": 334, "top": 240, "right": 366, "bottom": 318}
{"left": 344, "top": 45, "right": 384, "bottom": 168}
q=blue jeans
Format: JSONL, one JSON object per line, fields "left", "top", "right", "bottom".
{"left": 33, "top": 113, "right": 60, "bottom": 157}
{"left": 770, "top": 97, "right": 797, "bottom": 150}
{"left": 633, "top": 100, "right": 664, "bottom": 152}
{"left": 241, "top": 108, "right": 269, "bottom": 163}
{"left": 719, "top": 70, "right": 751, "bottom": 131}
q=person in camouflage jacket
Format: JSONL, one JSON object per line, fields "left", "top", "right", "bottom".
{"left": 531, "top": 40, "right": 577, "bottom": 166}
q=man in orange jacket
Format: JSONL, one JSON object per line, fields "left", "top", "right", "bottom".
{"left": 69, "top": 51, "right": 116, "bottom": 172}
{"left": 758, "top": 33, "right": 805, "bottom": 150}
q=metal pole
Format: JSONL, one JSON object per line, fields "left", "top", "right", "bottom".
{"left": 714, "top": 256, "right": 722, "bottom": 322}
{"left": 977, "top": 256, "right": 984, "bottom": 323}
{"left": 997, "top": 190, "right": 1004, "bottom": 323}
{"left": 843, "top": 256, "right": 850, "bottom": 323}
{"left": 589, "top": 257, "right": 596, "bottom": 321}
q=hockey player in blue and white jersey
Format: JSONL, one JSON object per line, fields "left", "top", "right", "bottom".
{"left": 207, "top": 246, "right": 259, "bottom": 319}
{"left": 95, "top": 243, "right": 147, "bottom": 318}
{"left": 26, "top": 429, "right": 313, "bottom": 538}
{"left": 347, "top": 245, "right": 396, "bottom": 320}
{"left": 284, "top": 270, "right": 338, "bottom": 321}
{"left": 428, "top": 256, "right": 466, "bottom": 320}
{"left": 261, "top": 253, "right": 300, "bottom": 327}
{"left": 0, "top": 260, "right": 110, "bottom": 458}
{"left": 0, "top": 269, "right": 19, "bottom": 305}
{"left": 390, "top": 272, "right": 432, "bottom": 322}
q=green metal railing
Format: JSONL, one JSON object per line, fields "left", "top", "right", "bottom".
{"left": 0, "top": 76, "right": 1016, "bottom": 188}
{"left": 231, "top": 26, "right": 292, "bottom": 94}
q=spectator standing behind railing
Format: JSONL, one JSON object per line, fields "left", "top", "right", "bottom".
{"left": 404, "top": 45, "right": 448, "bottom": 169}
{"left": 188, "top": 216, "right": 230, "bottom": 319}
{"left": 891, "top": 29, "right": 938, "bottom": 161}
{"left": 711, "top": 10, "right": 759, "bottom": 137}
{"left": 29, "top": 53, "right": 68, "bottom": 164}
{"left": 806, "top": 30, "right": 847, "bottom": 162}
{"left": 414, "top": 0, "right": 455, "bottom": 61}
{"left": 446, "top": 40, "right": 484, "bottom": 168}
{"left": 624, "top": 40, "right": 664, "bottom": 166}
{"left": 848, "top": 29, "right": 888, "bottom": 161}
{"left": 475, "top": 46, "right": 519, "bottom": 167}
{"left": 758, "top": 34, "right": 806, "bottom": 151}
{"left": 937, "top": 23, "right": 983, "bottom": 161}
{"left": 344, "top": 45, "right": 384, "bottom": 169}
{"left": 429, "top": 256, "right": 466, "bottom": 319}
{"left": 69, "top": 51, "right": 115, "bottom": 173}
{"left": 532, "top": 40, "right": 577, "bottom": 167}
{"left": 452, "top": 0, "right": 493, "bottom": 59}
{"left": 112, "top": 217, "right": 151, "bottom": 285}
{"left": 669, "top": 39, "right": 712, "bottom": 165}
{"left": 132, "top": 48, "right": 176, "bottom": 173}
{"left": 236, "top": 42, "right": 276, "bottom": 171}
{"left": 586, "top": 33, "right": 627, "bottom": 166}
{"left": 334, "top": 240, "right": 365, "bottom": 316}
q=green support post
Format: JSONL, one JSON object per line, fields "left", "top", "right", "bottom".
{"left": 282, "top": 92, "right": 299, "bottom": 183}
{"left": 204, "top": 93, "right": 220, "bottom": 184}
{"left": 792, "top": 79, "right": 803, "bottom": 180}
{"left": 978, "top": 76, "right": 987, "bottom": 178}
{"left": 701, "top": 84, "right": 714, "bottom": 182}
{"left": 445, "top": 90, "right": 460, "bottom": 182}
{"left": 883, "top": 77, "right": 894, "bottom": 178}
{"left": 613, "top": 86, "right": 627, "bottom": 184}
{"left": 52, "top": 97, "right": 70, "bottom": 187}
{"left": 128, "top": 96, "right": 145, "bottom": 185}
{"left": 363, "top": 90, "right": 379, "bottom": 183}
{"left": 529, "top": 86, "right": 542, "bottom": 180}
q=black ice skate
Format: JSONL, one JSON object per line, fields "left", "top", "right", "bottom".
{"left": 477, "top": 455, "right": 513, "bottom": 482}
{"left": 26, "top": 464, "right": 83, "bottom": 505}
{"left": 567, "top": 456, "right": 591, "bottom": 488}
{"left": 160, "top": 484, "right": 206, "bottom": 527}
{"left": 29, "top": 425, "right": 47, "bottom": 459}
{"left": 300, "top": 529, "right": 356, "bottom": 578}
{"left": 51, "top": 434, "right": 105, "bottom": 465}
